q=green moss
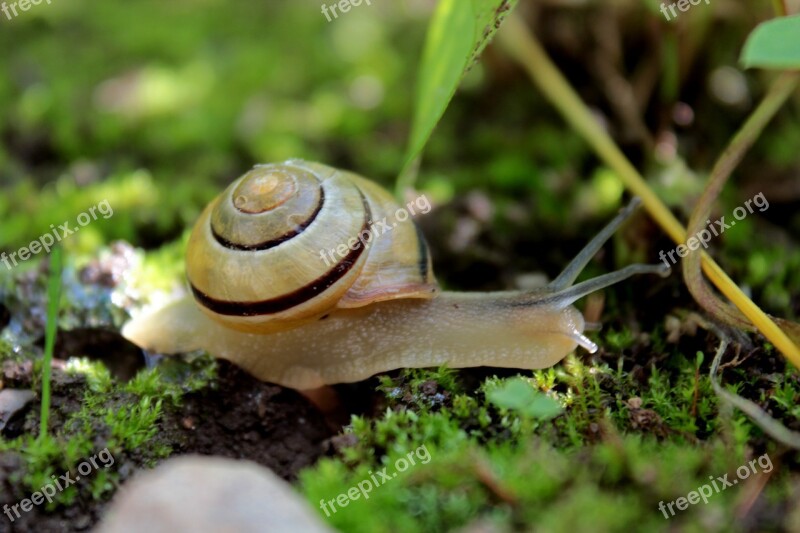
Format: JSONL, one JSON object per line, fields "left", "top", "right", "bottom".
{"left": 1, "top": 358, "right": 216, "bottom": 506}
{"left": 0, "top": 337, "right": 16, "bottom": 362}
{"left": 0, "top": 171, "right": 215, "bottom": 254}
{"left": 299, "top": 357, "right": 797, "bottom": 531}
{"left": 603, "top": 327, "right": 637, "bottom": 352}
{"left": 301, "top": 415, "right": 786, "bottom": 532}
{"left": 129, "top": 231, "right": 190, "bottom": 295}
{"left": 64, "top": 359, "right": 215, "bottom": 464}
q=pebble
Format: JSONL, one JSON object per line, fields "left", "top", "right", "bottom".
{"left": 97, "top": 455, "right": 334, "bottom": 533}
{"left": 0, "top": 389, "right": 35, "bottom": 432}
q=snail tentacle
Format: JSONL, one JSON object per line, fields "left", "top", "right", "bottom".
{"left": 549, "top": 197, "right": 643, "bottom": 289}
{"left": 537, "top": 263, "right": 670, "bottom": 309}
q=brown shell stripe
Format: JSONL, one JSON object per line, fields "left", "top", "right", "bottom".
{"left": 414, "top": 222, "right": 429, "bottom": 279}
{"left": 190, "top": 189, "right": 372, "bottom": 317}
{"left": 210, "top": 188, "right": 326, "bottom": 251}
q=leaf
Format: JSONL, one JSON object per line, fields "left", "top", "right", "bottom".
{"left": 399, "top": 0, "right": 518, "bottom": 191}
{"left": 487, "top": 378, "right": 563, "bottom": 420}
{"left": 741, "top": 14, "right": 800, "bottom": 69}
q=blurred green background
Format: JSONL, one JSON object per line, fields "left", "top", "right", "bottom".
{"left": 1, "top": 0, "right": 798, "bottom": 308}
{"left": 1, "top": 0, "right": 433, "bottom": 251}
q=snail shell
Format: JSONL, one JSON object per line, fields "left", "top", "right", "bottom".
{"left": 185, "top": 160, "right": 437, "bottom": 333}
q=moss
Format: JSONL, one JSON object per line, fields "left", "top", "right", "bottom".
{"left": 0, "top": 337, "right": 17, "bottom": 363}
{"left": 602, "top": 327, "right": 638, "bottom": 352}
{"left": 301, "top": 403, "right": 788, "bottom": 532}
{"left": 129, "top": 230, "right": 190, "bottom": 295}
{"left": 0, "top": 171, "right": 215, "bottom": 255}
{"left": 1, "top": 358, "right": 216, "bottom": 507}
{"left": 300, "top": 355, "right": 799, "bottom": 531}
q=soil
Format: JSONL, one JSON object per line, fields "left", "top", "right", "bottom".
{"left": 168, "top": 361, "right": 333, "bottom": 479}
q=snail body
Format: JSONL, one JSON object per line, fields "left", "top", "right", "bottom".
{"left": 123, "top": 160, "right": 668, "bottom": 389}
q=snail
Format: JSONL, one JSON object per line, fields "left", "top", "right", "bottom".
{"left": 122, "top": 160, "right": 669, "bottom": 390}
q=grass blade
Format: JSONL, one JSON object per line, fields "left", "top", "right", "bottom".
{"left": 39, "top": 245, "right": 63, "bottom": 440}
{"left": 397, "top": 0, "right": 518, "bottom": 197}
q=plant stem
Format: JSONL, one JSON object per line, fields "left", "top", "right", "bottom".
{"left": 40, "top": 246, "right": 63, "bottom": 440}
{"left": 772, "top": 0, "right": 787, "bottom": 16}
{"left": 684, "top": 71, "right": 800, "bottom": 329}
{"left": 497, "top": 13, "right": 800, "bottom": 368}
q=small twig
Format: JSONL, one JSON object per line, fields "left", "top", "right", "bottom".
{"left": 691, "top": 360, "right": 700, "bottom": 419}
{"left": 471, "top": 452, "right": 518, "bottom": 505}
{"left": 718, "top": 347, "right": 756, "bottom": 371}
{"left": 735, "top": 463, "right": 773, "bottom": 521}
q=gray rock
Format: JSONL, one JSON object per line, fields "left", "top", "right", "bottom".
{"left": 0, "top": 389, "right": 35, "bottom": 432}
{"left": 96, "top": 455, "right": 334, "bottom": 533}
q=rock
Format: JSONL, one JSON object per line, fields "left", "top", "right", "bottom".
{"left": 96, "top": 455, "right": 334, "bottom": 533}
{"left": 2, "top": 360, "right": 33, "bottom": 386}
{"left": 0, "top": 389, "right": 35, "bottom": 433}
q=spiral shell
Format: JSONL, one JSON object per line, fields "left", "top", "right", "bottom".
{"left": 185, "top": 160, "right": 437, "bottom": 333}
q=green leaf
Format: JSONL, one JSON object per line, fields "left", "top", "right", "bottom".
{"left": 487, "top": 378, "right": 563, "bottom": 420}
{"left": 398, "top": 0, "right": 518, "bottom": 193}
{"left": 741, "top": 14, "right": 800, "bottom": 69}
